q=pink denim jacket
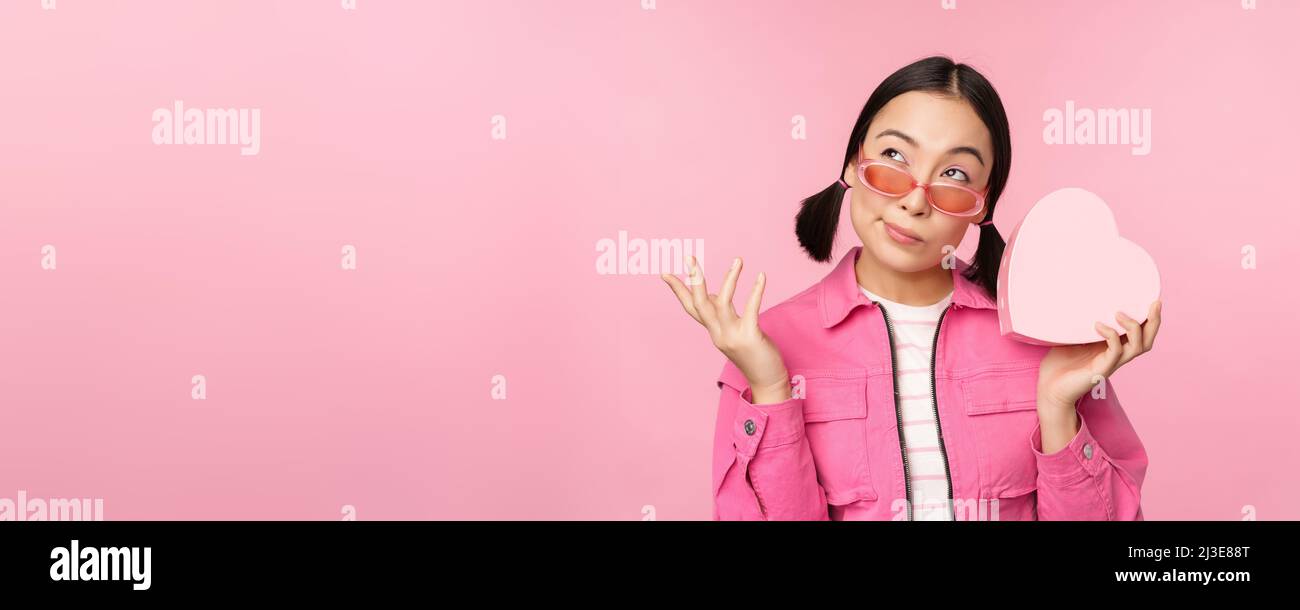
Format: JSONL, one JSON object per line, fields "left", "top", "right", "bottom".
{"left": 712, "top": 246, "right": 1148, "bottom": 520}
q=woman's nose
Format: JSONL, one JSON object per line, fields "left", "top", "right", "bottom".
{"left": 899, "top": 185, "right": 929, "bottom": 214}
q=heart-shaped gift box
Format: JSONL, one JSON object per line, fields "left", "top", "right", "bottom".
{"left": 997, "top": 187, "right": 1161, "bottom": 346}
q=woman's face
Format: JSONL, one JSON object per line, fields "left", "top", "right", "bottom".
{"left": 844, "top": 90, "right": 994, "bottom": 273}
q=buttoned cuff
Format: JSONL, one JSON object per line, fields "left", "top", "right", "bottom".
{"left": 1030, "top": 410, "right": 1107, "bottom": 485}
{"left": 731, "top": 392, "right": 805, "bottom": 459}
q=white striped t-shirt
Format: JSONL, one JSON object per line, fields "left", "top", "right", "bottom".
{"left": 860, "top": 285, "right": 953, "bottom": 521}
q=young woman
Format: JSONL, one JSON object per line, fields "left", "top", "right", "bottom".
{"left": 662, "top": 56, "right": 1160, "bottom": 521}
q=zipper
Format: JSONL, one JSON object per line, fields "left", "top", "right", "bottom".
{"left": 930, "top": 304, "right": 956, "bottom": 521}
{"left": 876, "top": 300, "right": 956, "bottom": 522}
{"left": 875, "top": 303, "right": 912, "bottom": 521}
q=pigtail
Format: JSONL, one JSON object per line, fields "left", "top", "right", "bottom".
{"left": 963, "top": 221, "right": 1006, "bottom": 300}
{"left": 795, "top": 179, "right": 849, "bottom": 263}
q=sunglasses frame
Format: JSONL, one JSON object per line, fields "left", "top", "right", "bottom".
{"left": 855, "top": 156, "right": 989, "bottom": 218}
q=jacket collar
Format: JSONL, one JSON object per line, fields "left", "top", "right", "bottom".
{"left": 818, "top": 245, "right": 997, "bottom": 328}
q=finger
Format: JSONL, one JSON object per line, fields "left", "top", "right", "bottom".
{"left": 742, "top": 271, "right": 767, "bottom": 323}
{"left": 686, "top": 256, "right": 718, "bottom": 328}
{"left": 717, "top": 257, "right": 742, "bottom": 318}
{"left": 660, "top": 273, "right": 702, "bottom": 323}
{"left": 1115, "top": 311, "right": 1143, "bottom": 365}
{"left": 1094, "top": 321, "right": 1123, "bottom": 375}
{"left": 1142, "top": 300, "right": 1161, "bottom": 352}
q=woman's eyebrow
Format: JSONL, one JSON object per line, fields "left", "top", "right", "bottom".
{"left": 875, "top": 129, "right": 985, "bottom": 167}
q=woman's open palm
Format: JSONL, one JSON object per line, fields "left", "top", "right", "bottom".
{"left": 661, "top": 256, "right": 790, "bottom": 401}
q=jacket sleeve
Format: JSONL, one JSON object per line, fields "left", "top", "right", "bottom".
{"left": 1030, "top": 376, "right": 1148, "bottom": 520}
{"left": 712, "top": 361, "right": 829, "bottom": 520}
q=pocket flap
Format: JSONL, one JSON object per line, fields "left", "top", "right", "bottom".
{"left": 825, "top": 484, "right": 878, "bottom": 505}
{"left": 995, "top": 484, "right": 1036, "bottom": 499}
{"left": 797, "top": 370, "right": 868, "bottom": 422}
{"left": 960, "top": 364, "right": 1040, "bottom": 415}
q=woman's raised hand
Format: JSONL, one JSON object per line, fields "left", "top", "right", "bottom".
{"left": 661, "top": 256, "right": 791, "bottom": 404}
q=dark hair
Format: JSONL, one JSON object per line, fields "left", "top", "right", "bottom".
{"left": 794, "top": 55, "right": 1011, "bottom": 300}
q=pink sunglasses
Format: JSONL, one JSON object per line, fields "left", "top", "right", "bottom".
{"left": 842, "top": 156, "right": 991, "bottom": 220}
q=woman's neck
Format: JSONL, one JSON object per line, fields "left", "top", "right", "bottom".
{"left": 854, "top": 246, "right": 953, "bottom": 307}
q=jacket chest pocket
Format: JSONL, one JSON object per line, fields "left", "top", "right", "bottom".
{"left": 959, "top": 362, "right": 1041, "bottom": 500}
{"left": 796, "top": 369, "right": 877, "bottom": 506}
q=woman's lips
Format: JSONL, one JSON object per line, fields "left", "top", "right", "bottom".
{"left": 883, "top": 221, "right": 923, "bottom": 245}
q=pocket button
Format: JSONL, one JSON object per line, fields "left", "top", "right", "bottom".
{"left": 1083, "top": 443, "right": 1093, "bottom": 460}
{"left": 744, "top": 419, "right": 756, "bottom": 436}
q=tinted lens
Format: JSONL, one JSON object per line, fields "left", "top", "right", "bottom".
{"left": 928, "top": 184, "right": 978, "bottom": 214}
{"left": 864, "top": 163, "right": 914, "bottom": 195}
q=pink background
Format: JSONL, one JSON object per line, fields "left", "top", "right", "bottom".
{"left": 1, "top": 0, "right": 1296, "bottom": 520}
